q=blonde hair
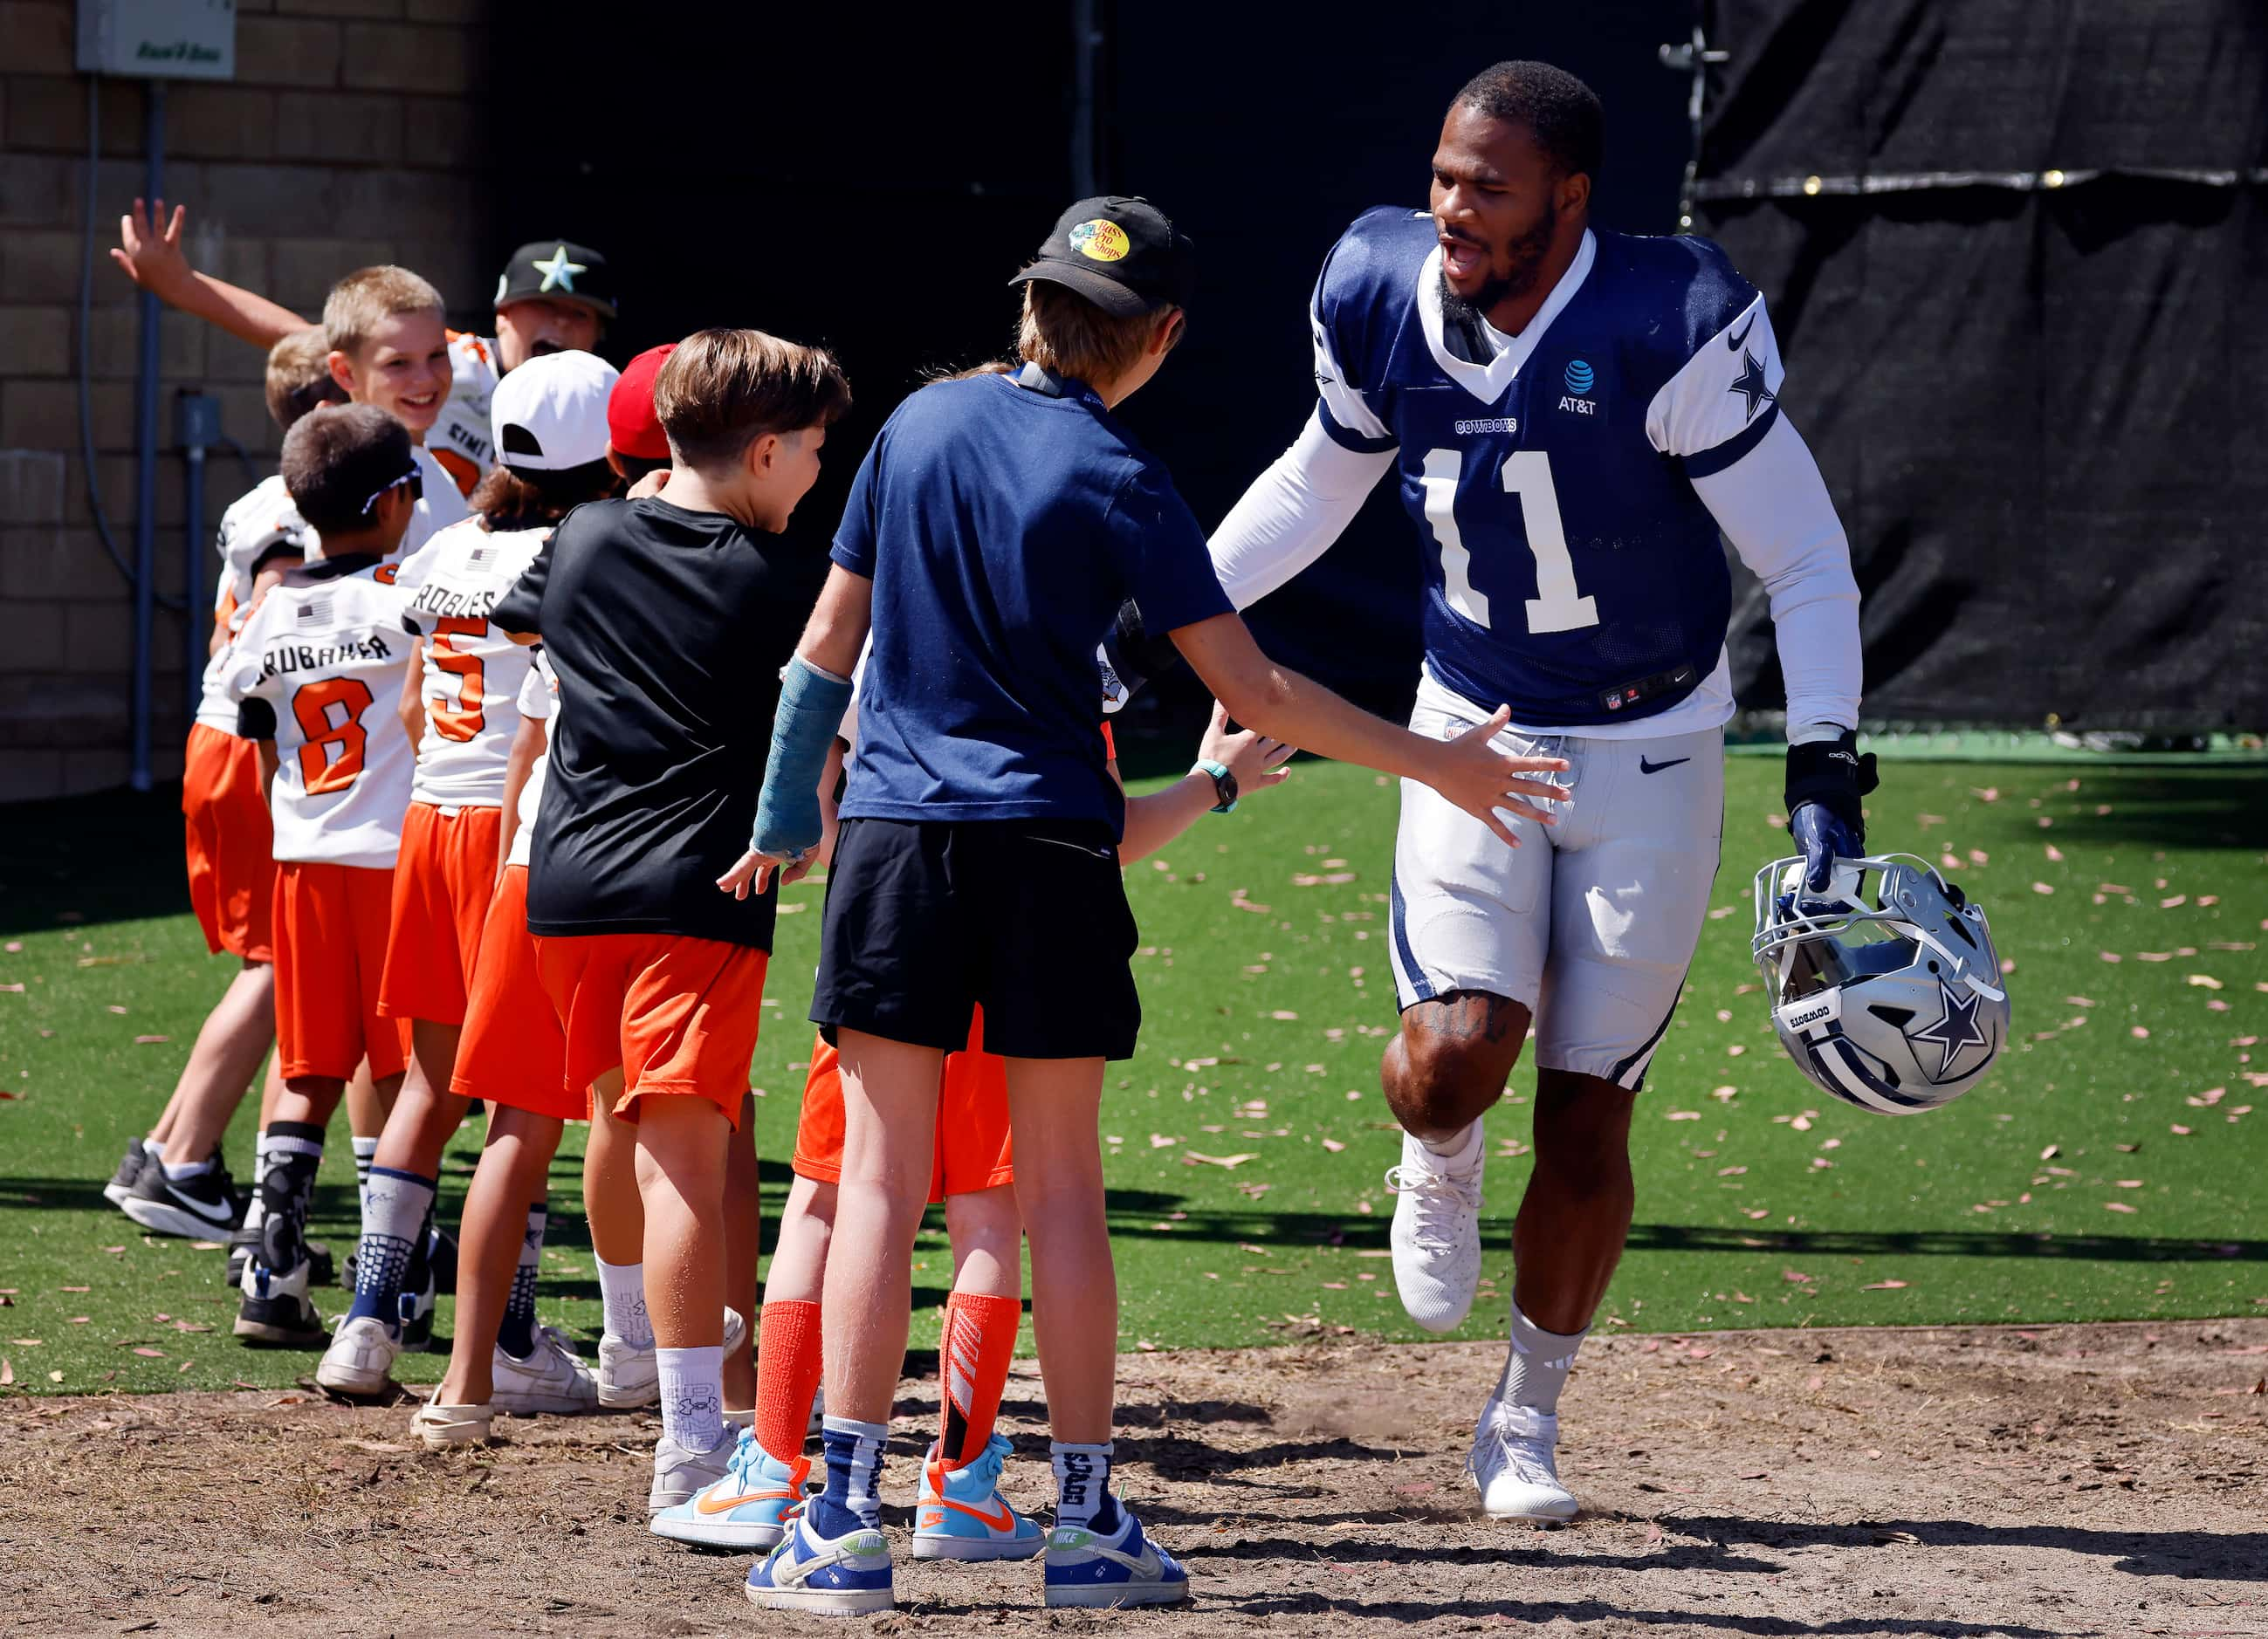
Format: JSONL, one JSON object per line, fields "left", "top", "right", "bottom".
{"left": 1015, "top": 279, "right": 1172, "bottom": 387}
{"left": 322, "top": 264, "right": 445, "bottom": 360}
{"left": 654, "top": 327, "right": 852, "bottom": 473}
{"left": 264, "top": 326, "right": 342, "bottom": 431}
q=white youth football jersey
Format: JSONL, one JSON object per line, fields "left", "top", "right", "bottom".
{"left": 399, "top": 518, "right": 546, "bottom": 810}
{"left": 427, "top": 332, "right": 503, "bottom": 499}
{"left": 211, "top": 474, "right": 314, "bottom": 623}
{"left": 194, "top": 600, "right": 258, "bottom": 736}
{"left": 220, "top": 555, "right": 416, "bottom": 869}
{"left": 505, "top": 648, "right": 558, "bottom": 871}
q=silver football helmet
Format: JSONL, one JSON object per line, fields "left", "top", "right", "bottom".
{"left": 1751, "top": 854, "right": 2009, "bottom": 1115}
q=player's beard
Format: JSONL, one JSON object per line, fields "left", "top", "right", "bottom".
{"left": 1440, "top": 198, "right": 1560, "bottom": 331}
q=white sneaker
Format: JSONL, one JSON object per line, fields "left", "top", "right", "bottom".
{"left": 599, "top": 1306, "right": 746, "bottom": 1408}
{"left": 1467, "top": 1399, "right": 1578, "bottom": 1522}
{"left": 493, "top": 1324, "right": 601, "bottom": 1415}
{"left": 649, "top": 1430, "right": 736, "bottom": 1513}
{"left": 315, "top": 1314, "right": 402, "bottom": 1398}
{"left": 1385, "top": 1125, "right": 1485, "bottom": 1333}
{"left": 411, "top": 1396, "right": 494, "bottom": 1450}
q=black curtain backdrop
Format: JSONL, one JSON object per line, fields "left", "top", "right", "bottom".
{"left": 1697, "top": 0, "right": 2268, "bottom": 730}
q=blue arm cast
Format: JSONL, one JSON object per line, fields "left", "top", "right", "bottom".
{"left": 751, "top": 654, "right": 853, "bottom": 861}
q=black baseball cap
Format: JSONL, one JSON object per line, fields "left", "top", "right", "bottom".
{"left": 493, "top": 240, "right": 616, "bottom": 319}
{"left": 1007, "top": 196, "right": 1195, "bottom": 319}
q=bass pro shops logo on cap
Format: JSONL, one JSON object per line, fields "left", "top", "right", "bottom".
{"left": 1068, "top": 219, "right": 1131, "bottom": 262}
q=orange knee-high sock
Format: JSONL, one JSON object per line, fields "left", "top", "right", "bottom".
{"left": 938, "top": 1291, "right": 1021, "bottom": 1470}
{"left": 754, "top": 1300, "right": 823, "bottom": 1466}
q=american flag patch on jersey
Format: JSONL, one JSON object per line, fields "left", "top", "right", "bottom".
{"left": 299, "top": 598, "right": 332, "bottom": 624}
{"left": 469, "top": 545, "right": 488, "bottom": 566}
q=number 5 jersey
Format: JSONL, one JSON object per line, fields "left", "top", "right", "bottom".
{"left": 221, "top": 553, "right": 416, "bottom": 868}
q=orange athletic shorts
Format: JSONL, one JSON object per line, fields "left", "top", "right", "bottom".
{"left": 272, "top": 860, "right": 410, "bottom": 1083}
{"left": 794, "top": 1007, "right": 1014, "bottom": 1202}
{"left": 533, "top": 930, "right": 766, "bottom": 1125}
{"left": 182, "top": 723, "right": 275, "bottom": 963}
{"left": 378, "top": 801, "right": 502, "bottom": 1025}
{"left": 451, "top": 866, "right": 579, "bottom": 1121}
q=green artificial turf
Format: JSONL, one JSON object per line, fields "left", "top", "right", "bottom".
{"left": 1, "top": 758, "right": 2263, "bottom": 1396}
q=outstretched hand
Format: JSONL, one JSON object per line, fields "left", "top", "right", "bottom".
{"left": 716, "top": 847, "right": 812, "bottom": 900}
{"left": 1196, "top": 700, "right": 1296, "bottom": 795}
{"left": 1426, "top": 705, "right": 1569, "bottom": 850}
{"left": 111, "top": 198, "right": 199, "bottom": 304}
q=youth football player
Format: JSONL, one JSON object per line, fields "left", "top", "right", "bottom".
{"left": 111, "top": 200, "right": 616, "bottom": 496}
{"left": 1205, "top": 61, "right": 1871, "bottom": 1520}
{"left": 316, "top": 352, "right": 622, "bottom": 1399}
{"left": 112, "top": 329, "right": 338, "bottom": 1240}
{"left": 219, "top": 404, "right": 425, "bottom": 1346}
{"left": 493, "top": 327, "right": 850, "bottom": 1512}
{"left": 729, "top": 195, "right": 1564, "bottom": 1615}
{"left": 319, "top": 266, "right": 474, "bottom": 563}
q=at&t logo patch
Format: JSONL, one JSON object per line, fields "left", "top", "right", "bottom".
{"left": 1558, "top": 356, "right": 1598, "bottom": 417}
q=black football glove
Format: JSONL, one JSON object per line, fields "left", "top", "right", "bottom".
{"left": 1785, "top": 730, "right": 1878, "bottom": 895}
{"left": 1096, "top": 598, "right": 1186, "bottom": 713}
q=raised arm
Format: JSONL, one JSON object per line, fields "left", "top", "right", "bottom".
{"left": 1117, "top": 701, "right": 1296, "bottom": 864}
{"left": 112, "top": 200, "right": 310, "bottom": 353}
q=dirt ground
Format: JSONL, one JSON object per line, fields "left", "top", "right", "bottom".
{"left": 3, "top": 1320, "right": 2264, "bottom": 1638}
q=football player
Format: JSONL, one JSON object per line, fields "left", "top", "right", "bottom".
{"left": 1206, "top": 61, "right": 1870, "bottom": 1520}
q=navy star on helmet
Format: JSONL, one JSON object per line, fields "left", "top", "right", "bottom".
{"left": 494, "top": 239, "right": 616, "bottom": 319}
{"left": 1751, "top": 852, "right": 2010, "bottom": 1115}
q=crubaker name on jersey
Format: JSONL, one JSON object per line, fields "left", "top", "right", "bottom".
{"left": 258, "top": 633, "right": 396, "bottom": 679}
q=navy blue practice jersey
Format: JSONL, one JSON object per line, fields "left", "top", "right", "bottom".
{"left": 1309, "top": 208, "right": 1787, "bottom": 727}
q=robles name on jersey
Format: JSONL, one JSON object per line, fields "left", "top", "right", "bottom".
{"left": 1309, "top": 208, "right": 1787, "bottom": 728}
{"left": 396, "top": 518, "right": 548, "bottom": 812}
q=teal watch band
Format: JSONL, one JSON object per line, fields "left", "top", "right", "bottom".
{"left": 1195, "top": 758, "right": 1237, "bottom": 814}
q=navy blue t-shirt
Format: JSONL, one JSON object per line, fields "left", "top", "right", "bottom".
{"left": 831, "top": 369, "right": 1232, "bottom": 833}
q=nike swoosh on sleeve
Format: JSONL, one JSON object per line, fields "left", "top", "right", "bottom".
{"left": 1725, "top": 312, "right": 1757, "bottom": 352}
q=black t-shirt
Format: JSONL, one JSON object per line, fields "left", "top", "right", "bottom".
{"left": 491, "top": 496, "right": 823, "bottom": 949}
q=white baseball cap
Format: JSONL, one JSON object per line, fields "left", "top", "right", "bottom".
{"left": 491, "top": 349, "right": 621, "bottom": 472}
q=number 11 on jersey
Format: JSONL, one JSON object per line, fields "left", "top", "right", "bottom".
{"left": 1419, "top": 448, "right": 1599, "bottom": 635}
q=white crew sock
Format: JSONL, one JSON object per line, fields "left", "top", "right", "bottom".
{"left": 1051, "top": 1439, "right": 1119, "bottom": 1531}
{"left": 1492, "top": 1302, "right": 1589, "bottom": 1416}
{"left": 656, "top": 1344, "right": 725, "bottom": 1454}
{"left": 1419, "top": 1120, "right": 1482, "bottom": 1162}
{"left": 594, "top": 1254, "right": 653, "bottom": 1348}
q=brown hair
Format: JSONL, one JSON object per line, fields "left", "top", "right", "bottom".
{"left": 1015, "top": 279, "right": 1173, "bottom": 386}
{"left": 652, "top": 327, "right": 851, "bottom": 472}
{"left": 265, "top": 326, "right": 344, "bottom": 432}
{"left": 468, "top": 459, "right": 622, "bottom": 532}
{"left": 322, "top": 264, "right": 445, "bottom": 360}
{"left": 279, "top": 403, "right": 415, "bottom": 538}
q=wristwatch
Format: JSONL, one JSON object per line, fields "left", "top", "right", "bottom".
{"left": 1194, "top": 758, "right": 1238, "bottom": 814}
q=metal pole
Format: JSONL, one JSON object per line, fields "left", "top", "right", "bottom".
{"left": 129, "top": 79, "right": 166, "bottom": 792}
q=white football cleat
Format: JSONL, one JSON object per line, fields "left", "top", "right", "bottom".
{"left": 1467, "top": 1399, "right": 1578, "bottom": 1522}
{"left": 314, "top": 1314, "right": 402, "bottom": 1398}
{"left": 492, "top": 1324, "right": 600, "bottom": 1415}
{"left": 1385, "top": 1124, "right": 1485, "bottom": 1333}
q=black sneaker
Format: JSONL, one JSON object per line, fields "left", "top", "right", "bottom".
{"left": 233, "top": 1199, "right": 327, "bottom": 1348}
{"left": 121, "top": 1156, "right": 245, "bottom": 1239}
{"left": 103, "top": 1137, "right": 149, "bottom": 1207}
{"left": 230, "top": 1223, "right": 334, "bottom": 1289}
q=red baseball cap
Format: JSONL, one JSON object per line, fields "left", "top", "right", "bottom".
{"left": 607, "top": 343, "right": 676, "bottom": 463}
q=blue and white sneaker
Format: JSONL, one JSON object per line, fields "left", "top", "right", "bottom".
{"left": 650, "top": 1429, "right": 811, "bottom": 1550}
{"left": 745, "top": 1510, "right": 894, "bottom": 1616}
{"left": 1043, "top": 1505, "right": 1189, "bottom": 1608}
{"left": 912, "top": 1432, "right": 1043, "bottom": 1561}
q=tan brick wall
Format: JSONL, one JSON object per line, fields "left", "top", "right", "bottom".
{"left": 0, "top": 0, "right": 490, "bottom": 803}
